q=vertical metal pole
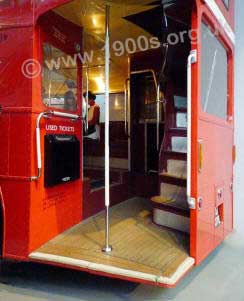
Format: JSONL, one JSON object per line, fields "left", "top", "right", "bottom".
{"left": 144, "top": 123, "right": 148, "bottom": 173}
{"left": 124, "top": 80, "right": 128, "bottom": 134}
{"left": 187, "top": 49, "right": 197, "bottom": 209}
{"left": 156, "top": 84, "right": 160, "bottom": 151}
{"left": 85, "top": 66, "right": 89, "bottom": 131}
{"left": 102, "top": 5, "right": 112, "bottom": 253}
{"left": 127, "top": 58, "right": 131, "bottom": 172}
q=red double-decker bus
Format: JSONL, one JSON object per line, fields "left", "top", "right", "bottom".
{"left": 0, "top": 0, "right": 235, "bottom": 287}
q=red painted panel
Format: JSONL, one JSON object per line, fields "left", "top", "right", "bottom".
{"left": 191, "top": 1, "right": 234, "bottom": 264}
{"left": 28, "top": 115, "right": 83, "bottom": 254}
{"left": 0, "top": 9, "right": 84, "bottom": 259}
{"left": 38, "top": 11, "right": 83, "bottom": 55}
{"left": 0, "top": 0, "right": 235, "bottom": 285}
{"left": 1, "top": 181, "right": 31, "bottom": 258}
{"left": 0, "top": 27, "right": 33, "bottom": 108}
{"left": 9, "top": 113, "right": 32, "bottom": 177}
{"left": 200, "top": 0, "right": 235, "bottom": 30}
{"left": 0, "top": 113, "right": 9, "bottom": 175}
{"left": 214, "top": 0, "right": 234, "bottom": 30}
{"left": 0, "top": 26, "right": 34, "bottom": 258}
{"left": 26, "top": 10, "right": 83, "bottom": 254}
{"left": 0, "top": 0, "right": 70, "bottom": 28}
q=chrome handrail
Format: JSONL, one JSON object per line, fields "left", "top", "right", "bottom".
{"left": 31, "top": 111, "right": 79, "bottom": 181}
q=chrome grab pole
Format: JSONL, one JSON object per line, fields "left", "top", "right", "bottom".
{"left": 124, "top": 78, "right": 130, "bottom": 135}
{"left": 33, "top": 112, "right": 47, "bottom": 181}
{"left": 127, "top": 78, "right": 131, "bottom": 171}
{"left": 102, "top": 5, "right": 112, "bottom": 253}
{"left": 130, "top": 69, "right": 159, "bottom": 150}
{"left": 187, "top": 50, "right": 197, "bottom": 209}
{"left": 130, "top": 69, "right": 157, "bottom": 92}
{"left": 85, "top": 66, "right": 89, "bottom": 131}
{"left": 156, "top": 84, "right": 160, "bottom": 151}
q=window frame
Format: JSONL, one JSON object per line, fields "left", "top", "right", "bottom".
{"left": 42, "top": 42, "right": 79, "bottom": 112}
{"left": 199, "top": 14, "right": 233, "bottom": 124}
{"left": 39, "top": 28, "right": 81, "bottom": 114}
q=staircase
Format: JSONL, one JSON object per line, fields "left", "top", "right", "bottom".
{"left": 151, "top": 95, "right": 190, "bottom": 233}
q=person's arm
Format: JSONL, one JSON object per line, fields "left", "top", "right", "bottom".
{"left": 88, "top": 106, "right": 100, "bottom": 126}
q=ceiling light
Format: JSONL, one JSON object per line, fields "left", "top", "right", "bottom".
{"left": 94, "top": 77, "right": 105, "bottom": 92}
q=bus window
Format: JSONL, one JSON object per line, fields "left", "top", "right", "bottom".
{"left": 42, "top": 43, "right": 78, "bottom": 112}
{"left": 201, "top": 22, "right": 228, "bottom": 120}
{"left": 95, "top": 93, "right": 125, "bottom": 123}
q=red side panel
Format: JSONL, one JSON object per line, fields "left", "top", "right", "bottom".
{"left": 196, "top": 121, "right": 233, "bottom": 262}
{"left": 0, "top": 0, "right": 70, "bottom": 28}
{"left": 0, "top": 27, "right": 33, "bottom": 108}
{"left": 28, "top": 117, "right": 82, "bottom": 254}
{"left": 191, "top": 1, "right": 234, "bottom": 265}
{"left": 0, "top": 25, "right": 34, "bottom": 258}
{"left": 200, "top": 0, "right": 235, "bottom": 30}
{"left": 0, "top": 112, "right": 32, "bottom": 257}
{"left": 214, "top": 0, "right": 235, "bottom": 29}
{"left": 28, "top": 12, "right": 83, "bottom": 255}
{"left": 0, "top": 10, "right": 83, "bottom": 259}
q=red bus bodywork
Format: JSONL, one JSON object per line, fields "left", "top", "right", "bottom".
{"left": 0, "top": 0, "right": 235, "bottom": 287}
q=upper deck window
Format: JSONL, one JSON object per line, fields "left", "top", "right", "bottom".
{"left": 201, "top": 23, "right": 228, "bottom": 120}
{"left": 42, "top": 43, "right": 78, "bottom": 112}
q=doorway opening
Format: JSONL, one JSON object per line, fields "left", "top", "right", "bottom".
{"left": 32, "top": 0, "right": 195, "bottom": 287}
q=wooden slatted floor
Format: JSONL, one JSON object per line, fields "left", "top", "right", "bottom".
{"left": 30, "top": 198, "right": 194, "bottom": 286}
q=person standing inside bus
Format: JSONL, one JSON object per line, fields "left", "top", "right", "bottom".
{"left": 83, "top": 91, "right": 100, "bottom": 139}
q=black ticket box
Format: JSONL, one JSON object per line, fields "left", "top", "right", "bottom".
{"left": 44, "top": 135, "right": 80, "bottom": 188}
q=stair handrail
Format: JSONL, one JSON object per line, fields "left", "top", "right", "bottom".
{"left": 187, "top": 50, "right": 197, "bottom": 209}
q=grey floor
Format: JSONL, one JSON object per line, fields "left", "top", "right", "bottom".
{"left": 0, "top": 231, "right": 243, "bottom": 301}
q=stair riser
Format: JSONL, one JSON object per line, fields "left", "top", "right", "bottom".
{"left": 171, "top": 136, "right": 187, "bottom": 153}
{"left": 160, "top": 183, "right": 186, "bottom": 204}
{"left": 165, "top": 160, "right": 187, "bottom": 179}
{"left": 153, "top": 209, "right": 190, "bottom": 233}
{"left": 176, "top": 112, "right": 187, "bottom": 128}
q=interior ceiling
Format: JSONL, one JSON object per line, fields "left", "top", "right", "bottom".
{"left": 54, "top": 0, "right": 161, "bottom": 93}
{"left": 53, "top": 0, "right": 192, "bottom": 94}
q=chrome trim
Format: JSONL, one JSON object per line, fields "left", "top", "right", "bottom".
{"left": 156, "top": 84, "right": 160, "bottom": 151}
{"left": 102, "top": 5, "right": 112, "bottom": 253}
{"left": 85, "top": 66, "right": 89, "bottom": 131}
{"left": 124, "top": 78, "right": 130, "bottom": 134}
{"left": 31, "top": 111, "right": 79, "bottom": 181}
{"left": 130, "top": 69, "right": 157, "bottom": 92}
{"left": 144, "top": 123, "right": 148, "bottom": 173}
{"left": 204, "top": 0, "right": 235, "bottom": 45}
{"left": 187, "top": 50, "right": 197, "bottom": 209}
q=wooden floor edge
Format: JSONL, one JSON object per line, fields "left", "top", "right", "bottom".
{"left": 157, "top": 257, "right": 195, "bottom": 285}
{"left": 29, "top": 252, "right": 195, "bottom": 286}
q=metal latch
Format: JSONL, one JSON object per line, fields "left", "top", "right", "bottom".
{"left": 187, "top": 196, "right": 196, "bottom": 210}
{"left": 198, "top": 197, "right": 203, "bottom": 210}
{"left": 190, "top": 49, "right": 197, "bottom": 64}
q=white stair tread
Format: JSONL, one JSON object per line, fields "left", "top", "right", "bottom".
{"left": 160, "top": 173, "right": 187, "bottom": 181}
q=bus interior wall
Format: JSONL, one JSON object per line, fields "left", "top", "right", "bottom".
{"left": 80, "top": 0, "right": 192, "bottom": 221}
